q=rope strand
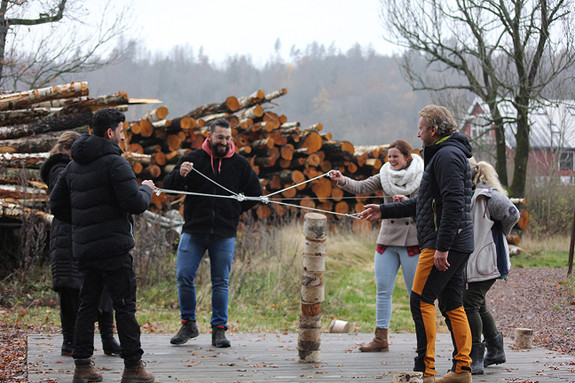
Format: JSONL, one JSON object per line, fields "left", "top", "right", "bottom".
{"left": 157, "top": 169, "right": 368, "bottom": 219}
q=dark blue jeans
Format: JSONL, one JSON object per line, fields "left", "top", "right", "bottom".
{"left": 176, "top": 233, "right": 235, "bottom": 328}
{"left": 72, "top": 264, "right": 143, "bottom": 365}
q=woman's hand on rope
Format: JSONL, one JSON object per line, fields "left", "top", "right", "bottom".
{"left": 358, "top": 204, "right": 382, "bottom": 222}
{"left": 393, "top": 194, "right": 407, "bottom": 202}
{"left": 180, "top": 161, "right": 194, "bottom": 177}
{"left": 329, "top": 170, "right": 346, "bottom": 186}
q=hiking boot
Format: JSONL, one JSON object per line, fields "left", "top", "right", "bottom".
{"left": 434, "top": 371, "right": 472, "bottom": 383}
{"left": 359, "top": 327, "right": 389, "bottom": 352}
{"left": 170, "top": 320, "right": 199, "bottom": 345}
{"left": 72, "top": 358, "right": 103, "bottom": 383}
{"left": 423, "top": 376, "right": 436, "bottom": 383}
{"left": 470, "top": 342, "right": 485, "bottom": 374}
{"left": 121, "top": 360, "right": 155, "bottom": 383}
{"left": 212, "top": 325, "right": 231, "bottom": 348}
{"left": 102, "top": 337, "right": 122, "bottom": 356}
{"left": 484, "top": 332, "right": 506, "bottom": 367}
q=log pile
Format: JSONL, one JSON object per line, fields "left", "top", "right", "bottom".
{"left": 119, "top": 88, "right": 388, "bottom": 224}
{"left": 0, "top": 82, "right": 389, "bottom": 227}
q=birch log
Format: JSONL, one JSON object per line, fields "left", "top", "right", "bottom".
{"left": 298, "top": 213, "right": 327, "bottom": 363}
{"left": 0, "top": 81, "right": 89, "bottom": 111}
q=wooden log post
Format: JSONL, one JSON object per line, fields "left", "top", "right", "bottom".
{"left": 392, "top": 372, "right": 423, "bottom": 383}
{"left": 298, "top": 213, "right": 327, "bottom": 363}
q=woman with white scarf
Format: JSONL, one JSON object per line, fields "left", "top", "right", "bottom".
{"left": 330, "top": 140, "right": 423, "bottom": 352}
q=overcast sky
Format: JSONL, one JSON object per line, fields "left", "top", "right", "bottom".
{"left": 127, "top": 0, "right": 399, "bottom": 65}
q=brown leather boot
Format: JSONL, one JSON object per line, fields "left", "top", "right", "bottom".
{"left": 72, "top": 358, "right": 103, "bottom": 383}
{"left": 359, "top": 327, "right": 389, "bottom": 352}
{"left": 121, "top": 360, "right": 155, "bottom": 383}
{"left": 435, "top": 371, "right": 472, "bottom": 383}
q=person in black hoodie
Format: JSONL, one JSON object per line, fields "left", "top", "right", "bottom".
{"left": 41, "top": 131, "right": 122, "bottom": 358}
{"left": 360, "top": 105, "right": 474, "bottom": 383}
{"left": 50, "top": 109, "right": 155, "bottom": 383}
{"left": 163, "top": 118, "right": 262, "bottom": 348}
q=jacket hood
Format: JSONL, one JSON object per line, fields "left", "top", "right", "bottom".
{"left": 40, "top": 153, "right": 70, "bottom": 185}
{"left": 443, "top": 132, "right": 473, "bottom": 158}
{"left": 423, "top": 131, "right": 473, "bottom": 162}
{"left": 201, "top": 137, "right": 236, "bottom": 174}
{"left": 71, "top": 133, "right": 122, "bottom": 165}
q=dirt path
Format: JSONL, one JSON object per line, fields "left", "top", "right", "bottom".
{"left": 488, "top": 267, "right": 575, "bottom": 355}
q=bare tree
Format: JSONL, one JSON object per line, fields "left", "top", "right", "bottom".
{"left": 0, "top": 0, "right": 134, "bottom": 90}
{"left": 380, "top": 0, "right": 575, "bottom": 197}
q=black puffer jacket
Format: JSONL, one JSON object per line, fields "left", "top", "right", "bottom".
{"left": 50, "top": 134, "right": 153, "bottom": 269}
{"left": 379, "top": 132, "right": 474, "bottom": 253}
{"left": 163, "top": 148, "right": 262, "bottom": 238}
{"left": 40, "top": 154, "right": 82, "bottom": 291}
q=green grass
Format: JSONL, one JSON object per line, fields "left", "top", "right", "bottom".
{"left": 2, "top": 223, "right": 574, "bottom": 336}
{"left": 512, "top": 233, "right": 573, "bottom": 269}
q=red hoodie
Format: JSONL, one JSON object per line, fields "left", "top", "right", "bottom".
{"left": 201, "top": 138, "right": 236, "bottom": 174}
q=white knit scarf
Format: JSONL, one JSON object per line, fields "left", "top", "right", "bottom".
{"left": 379, "top": 153, "right": 423, "bottom": 196}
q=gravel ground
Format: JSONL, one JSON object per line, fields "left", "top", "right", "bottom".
{"left": 488, "top": 267, "right": 575, "bottom": 355}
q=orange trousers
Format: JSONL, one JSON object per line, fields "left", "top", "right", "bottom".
{"left": 410, "top": 248, "right": 472, "bottom": 376}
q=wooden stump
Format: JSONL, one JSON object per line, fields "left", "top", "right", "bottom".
{"left": 328, "top": 319, "right": 351, "bottom": 333}
{"left": 298, "top": 213, "right": 327, "bottom": 363}
{"left": 392, "top": 372, "right": 423, "bottom": 382}
{"left": 514, "top": 328, "right": 533, "bottom": 349}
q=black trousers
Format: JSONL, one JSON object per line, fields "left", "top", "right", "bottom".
{"left": 59, "top": 286, "right": 115, "bottom": 344}
{"left": 72, "top": 264, "right": 143, "bottom": 365}
{"left": 463, "top": 278, "right": 499, "bottom": 344}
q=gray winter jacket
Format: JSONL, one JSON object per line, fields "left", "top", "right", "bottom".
{"left": 466, "top": 185, "right": 519, "bottom": 282}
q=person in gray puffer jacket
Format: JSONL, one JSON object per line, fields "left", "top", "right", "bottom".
{"left": 464, "top": 159, "right": 519, "bottom": 375}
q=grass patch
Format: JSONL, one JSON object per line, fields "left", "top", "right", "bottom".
{"left": 512, "top": 233, "right": 572, "bottom": 269}
{"left": 2, "top": 219, "right": 572, "bottom": 335}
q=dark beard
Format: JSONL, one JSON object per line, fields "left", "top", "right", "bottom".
{"left": 212, "top": 143, "right": 229, "bottom": 157}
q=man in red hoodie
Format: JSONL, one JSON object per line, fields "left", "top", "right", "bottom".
{"left": 163, "top": 119, "right": 262, "bottom": 348}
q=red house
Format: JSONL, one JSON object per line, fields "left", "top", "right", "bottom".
{"left": 461, "top": 98, "right": 575, "bottom": 185}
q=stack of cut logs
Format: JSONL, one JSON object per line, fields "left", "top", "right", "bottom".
{"left": 0, "top": 81, "right": 389, "bottom": 229}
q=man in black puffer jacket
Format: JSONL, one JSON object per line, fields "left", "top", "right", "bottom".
{"left": 360, "top": 105, "right": 474, "bottom": 383}
{"left": 50, "top": 108, "right": 155, "bottom": 383}
{"left": 164, "top": 118, "right": 262, "bottom": 349}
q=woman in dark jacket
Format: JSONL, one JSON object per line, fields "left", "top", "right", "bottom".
{"left": 41, "top": 131, "right": 121, "bottom": 357}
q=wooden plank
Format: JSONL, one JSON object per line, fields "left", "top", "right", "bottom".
{"left": 27, "top": 333, "right": 575, "bottom": 382}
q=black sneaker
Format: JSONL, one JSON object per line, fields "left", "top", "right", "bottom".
{"left": 170, "top": 320, "right": 199, "bottom": 345}
{"left": 211, "top": 326, "right": 230, "bottom": 348}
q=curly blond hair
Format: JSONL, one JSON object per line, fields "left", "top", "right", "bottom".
{"left": 469, "top": 157, "right": 507, "bottom": 195}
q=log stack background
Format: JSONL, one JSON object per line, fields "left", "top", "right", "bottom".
{"left": 0, "top": 82, "right": 389, "bottom": 230}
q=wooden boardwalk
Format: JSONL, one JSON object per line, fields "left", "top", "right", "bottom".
{"left": 28, "top": 332, "right": 575, "bottom": 382}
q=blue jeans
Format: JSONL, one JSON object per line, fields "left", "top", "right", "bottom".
{"left": 373, "top": 246, "right": 419, "bottom": 329}
{"left": 176, "top": 233, "right": 235, "bottom": 328}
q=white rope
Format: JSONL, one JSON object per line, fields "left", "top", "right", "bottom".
{"left": 189, "top": 167, "right": 239, "bottom": 197}
{"left": 265, "top": 171, "right": 333, "bottom": 197}
{"left": 264, "top": 199, "right": 362, "bottom": 219}
{"left": 155, "top": 187, "right": 363, "bottom": 219}
{"left": 157, "top": 169, "right": 366, "bottom": 219}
